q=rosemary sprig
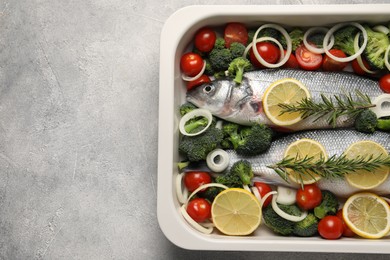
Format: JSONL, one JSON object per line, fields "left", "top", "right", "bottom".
{"left": 278, "top": 90, "right": 376, "bottom": 127}
{"left": 268, "top": 153, "right": 390, "bottom": 188}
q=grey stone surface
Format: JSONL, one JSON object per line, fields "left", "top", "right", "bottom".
{"left": 1, "top": 0, "right": 390, "bottom": 259}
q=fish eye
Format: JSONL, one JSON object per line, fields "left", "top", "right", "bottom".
{"left": 203, "top": 84, "right": 214, "bottom": 93}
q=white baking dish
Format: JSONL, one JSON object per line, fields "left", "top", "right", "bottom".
{"left": 157, "top": 4, "right": 390, "bottom": 253}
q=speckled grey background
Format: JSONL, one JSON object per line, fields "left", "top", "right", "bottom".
{"left": 1, "top": 0, "right": 390, "bottom": 259}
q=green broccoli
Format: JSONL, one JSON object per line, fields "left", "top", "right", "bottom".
{"left": 280, "top": 28, "right": 304, "bottom": 52}
{"left": 222, "top": 122, "right": 273, "bottom": 156}
{"left": 214, "top": 37, "right": 226, "bottom": 50}
{"left": 247, "top": 29, "right": 256, "bottom": 45}
{"left": 354, "top": 109, "right": 378, "bottom": 133}
{"left": 262, "top": 204, "right": 302, "bottom": 236}
{"left": 362, "top": 25, "right": 390, "bottom": 70}
{"left": 377, "top": 117, "right": 390, "bottom": 131}
{"left": 199, "top": 186, "right": 223, "bottom": 202}
{"left": 258, "top": 27, "right": 281, "bottom": 40}
{"left": 179, "top": 102, "right": 197, "bottom": 116}
{"left": 332, "top": 26, "right": 359, "bottom": 56}
{"left": 216, "top": 160, "right": 253, "bottom": 187}
{"left": 204, "top": 58, "right": 215, "bottom": 76}
{"left": 307, "top": 32, "right": 326, "bottom": 47}
{"left": 209, "top": 48, "right": 233, "bottom": 72}
{"left": 227, "top": 57, "right": 253, "bottom": 84}
{"left": 293, "top": 213, "right": 319, "bottom": 237}
{"left": 179, "top": 127, "right": 224, "bottom": 161}
{"left": 314, "top": 190, "right": 339, "bottom": 219}
{"left": 230, "top": 42, "right": 246, "bottom": 59}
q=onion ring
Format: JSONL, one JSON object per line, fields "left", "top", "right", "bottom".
{"left": 303, "top": 27, "right": 334, "bottom": 54}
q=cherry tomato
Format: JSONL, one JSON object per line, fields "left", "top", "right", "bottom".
{"left": 351, "top": 57, "right": 370, "bottom": 76}
{"left": 180, "top": 52, "right": 204, "bottom": 77}
{"left": 322, "top": 49, "right": 348, "bottom": 72}
{"left": 186, "top": 75, "right": 211, "bottom": 91}
{"left": 318, "top": 215, "right": 343, "bottom": 239}
{"left": 336, "top": 209, "right": 355, "bottom": 237}
{"left": 184, "top": 171, "right": 211, "bottom": 192}
{"left": 295, "top": 44, "right": 323, "bottom": 71}
{"left": 254, "top": 182, "right": 273, "bottom": 207}
{"left": 195, "top": 27, "right": 216, "bottom": 53}
{"left": 296, "top": 184, "right": 322, "bottom": 211}
{"left": 224, "top": 22, "right": 248, "bottom": 48}
{"left": 249, "top": 42, "right": 280, "bottom": 68}
{"left": 186, "top": 198, "right": 211, "bottom": 223}
{"left": 282, "top": 50, "right": 299, "bottom": 69}
{"left": 379, "top": 74, "right": 390, "bottom": 93}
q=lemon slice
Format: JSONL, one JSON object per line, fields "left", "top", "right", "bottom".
{"left": 283, "top": 138, "right": 327, "bottom": 184}
{"left": 211, "top": 188, "right": 261, "bottom": 236}
{"left": 263, "top": 78, "right": 310, "bottom": 126}
{"left": 343, "top": 192, "right": 390, "bottom": 239}
{"left": 344, "top": 140, "right": 389, "bottom": 189}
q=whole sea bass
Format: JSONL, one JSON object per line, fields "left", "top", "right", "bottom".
{"left": 187, "top": 69, "right": 385, "bottom": 131}
{"left": 226, "top": 129, "right": 390, "bottom": 197}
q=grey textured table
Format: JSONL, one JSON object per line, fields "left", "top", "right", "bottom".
{"left": 1, "top": 0, "right": 390, "bottom": 259}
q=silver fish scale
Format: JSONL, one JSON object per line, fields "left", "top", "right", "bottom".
{"left": 245, "top": 69, "right": 382, "bottom": 99}
{"left": 227, "top": 129, "right": 390, "bottom": 197}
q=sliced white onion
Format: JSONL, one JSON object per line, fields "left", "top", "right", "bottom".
{"left": 181, "top": 60, "right": 206, "bottom": 81}
{"left": 180, "top": 205, "right": 214, "bottom": 234}
{"left": 354, "top": 32, "right": 377, "bottom": 74}
{"left": 206, "top": 148, "right": 229, "bottom": 173}
{"left": 243, "top": 36, "right": 285, "bottom": 62}
{"left": 251, "top": 186, "right": 262, "bottom": 202}
{"left": 373, "top": 25, "right": 390, "bottom": 35}
{"left": 323, "top": 22, "right": 368, "bottom": 63}
{"left": 176, "top": 172, "right": 189, "bottom": 204}
{"left": 185, "top": 183, "right": 229, "bottom": 205}
{"left": 179, "top": 108, "right": 213, "bottom": 136}
{"left": 260, "top": 191, "right": 277, "bottom": 208}
{"left": 251, "top": 24, "right": 292, "bottom": 68}
{"left": 303, "top": 27, "right": 334, "bottom": 54}
{"left": 275, "top": 186, "right": 297, "bottom": 205}
{"left": 271, "top": 193, "right": 308, "bottom": 222}
{"left": 385, "top": 45, "right": 390, "bottom": 71}
{"left": 243, "top": 184, "right": 251, "bottom": 193}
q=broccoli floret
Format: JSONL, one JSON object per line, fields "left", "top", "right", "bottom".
{"left": 179, "top": 102, "right": 197, "bottom": 116}
{"left": 293, "top": 213, "right": 319, "bottom": 237}
{"left": 363, "top": 25, "right": 390, "bottom": 70}
{"left": 199, "top": 186, "right": 223, "bottom": 202}
{"left": 179, "top": 127, "right": 224, "bottom": 162}
{"left": 227, "top": 57, "right": 253, "bottom": 84}
{"left": 223, "top": 122, "right": 273, "bottom": 156}
{"left": 247, "top": 29, "right": 256, "bottom": 45}
{"left": 314, "top": 190, "right": 339, "bottom": 219}
{"left": 262, "top": 204, "right": 298, "bottom": 236}
{"left": 307, "top": 32, "right": 326, "bottom": 47}
{"left": 333, "top": 26, "right": 359, "bottom": 56}
{"left": 209, "top": 48, "right": 233, "bottom": 72}
{"left": 258, "top": 27, "right": 281, "bottom": 40}
{"left": 280, "top": 28, "right": 304, "bottom": 52}
{"left": 377, "top": 117, "right": 390, "bottom": 132}
{"left": 216, "top": 160, "right": 253, "bottom": 187}
{"left": 214, "top": 37, "right": 226, "bottom": 50}
{"left": 184, "top": 116, "right": 209, "bottom": 134}
{"left": 229, "top": 42, "right": 246, "bottom": 59}
{"left": 354, "top": 109, "right": 378, "bottom": 133}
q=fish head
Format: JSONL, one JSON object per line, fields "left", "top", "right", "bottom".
{"left": 186, "top": 79, "right": 253, "bottom": 116}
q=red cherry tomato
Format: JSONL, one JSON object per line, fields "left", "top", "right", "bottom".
{"left": 194, "top": 27, "right": 216, "bottom": 53}
{"left": 322, "top": 49, "right": 348, "bottom": 72}
{"left": 282, "top": 50, "right": 299, "bottom": 69}
{"left": 318, "top": 215, "right": 343, "bottom": 239}
{"left": 351, "top": 57, "right": 371, "bottom": 76}
{"left": 186, "top": 75, "right": 211, "bottom": 91}
{"left": 379, "top": 74, "right": 390, "bottom": 93}
{"left": 224, "top": 22, "right": 248, "bottom": 48}
{"left": 336, "top": 209, "right": 356, "bottom": 237}
{"left": 180, "top": 52, "right": 204, "bottom": 77}
{"left": 186, "top": 198, "right": 211, "bottom": 223}
{"left": 296, "top": 184, "right": 322, "bottom": 211}
{"left": 254, "top": 182, "right": 273, "bottom": 208}
{"left": 295, "top": 44, "right": 323, "bottom": 71}
{"left": 184, "top": 171, "right": 211, "bottom": 192}
{"left": 249, "top": 42, "right": 280, "bottom": 68}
